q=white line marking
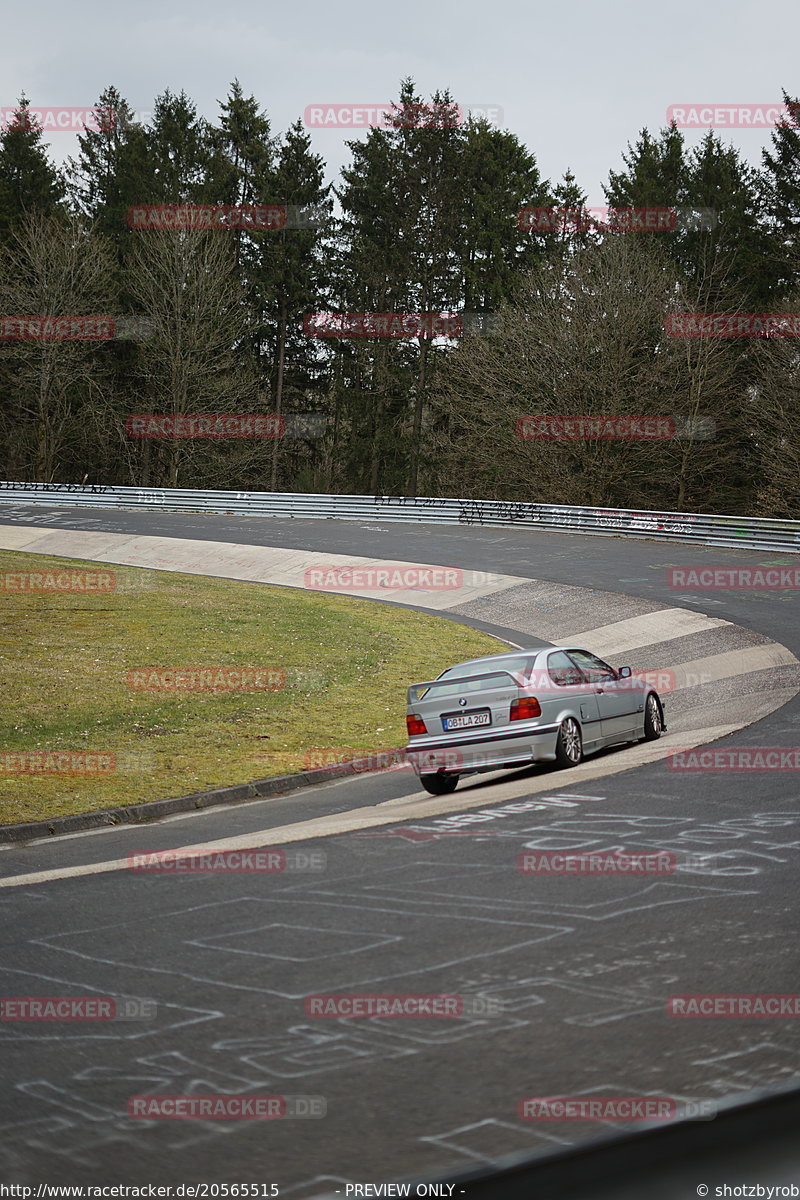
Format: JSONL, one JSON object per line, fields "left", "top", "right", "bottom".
{"left": 0, "top": 726, "right": 741, "bottom": 890}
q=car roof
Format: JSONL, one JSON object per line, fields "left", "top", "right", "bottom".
{"left": 440, "top": 647, "right": 594, "bottom": 671}
{"left": 440, "top": 650, "right": 534, "bottom": 668}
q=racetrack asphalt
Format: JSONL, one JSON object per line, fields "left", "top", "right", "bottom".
{"left": 0, "top": 504, "right": 799, "bottom": 1195}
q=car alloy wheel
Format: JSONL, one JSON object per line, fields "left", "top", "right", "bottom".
{"left": 555, "top": 717, "right": 583, "bottom": 767}
{"left": 642, "top": 693, "right": 663, "bottom": 741}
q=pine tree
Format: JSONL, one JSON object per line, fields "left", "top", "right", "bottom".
{"left": 214, "top": 80, "right": 276, "bottom": 207}
{"left": 605, "top": 124, "right": 686, "bottom": 210}
{"left": 67, "top": 88, "right": 147, "bottom": 235}
{"left": 760, "top": 90, "right": 800, "bottom": 298}
{"left": 460, "top": 118, "right": 550, "bottom": 312}
{"left": 681, "top": 132, "right": 772, "bottom": 306}
{"left": 255, "top": 119, "right": 331, "bottom": 488}
{"left": 524, "top": 168, "right": 593, "bottom": 265}
{"left": 387, "top": 81, "right": 465, "bottom": 494}
{"left": 0, "top": 97, "right": 66, "bottom": 242}
{"left": 335, "top": 83, "right": 432, "bottom": 494}
{"left": 64, "top": 87, "right": 159, "bottom": 482}
{"left": 141, "top": 90, "right": 228, "bottom": 202}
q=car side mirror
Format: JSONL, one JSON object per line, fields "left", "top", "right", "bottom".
{"left": 617, "top": 666, "right": 632, "bottom": 678}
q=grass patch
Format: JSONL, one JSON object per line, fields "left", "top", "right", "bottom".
{"left": 0, "top": 550, "right": 503, "bottom": 825}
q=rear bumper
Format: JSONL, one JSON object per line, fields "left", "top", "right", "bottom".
{"left": 406, "top": 722, "right": 561, "bottom": 775}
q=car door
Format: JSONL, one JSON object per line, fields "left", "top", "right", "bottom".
{"left": 566, "top": 648, "right": 642, "bottom": 742}
{"left": 544, "top": 650, "right": 603, "bottom": 751}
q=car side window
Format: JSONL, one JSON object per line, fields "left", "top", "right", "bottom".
{"left": 547, "top": 651, "right": 585, "bottom": 687}
{"left": 566, "top": 649, "right": 617, "bottom": 683}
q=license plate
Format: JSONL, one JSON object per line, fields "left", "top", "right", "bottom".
{"left": 441, "top": 709, "right": 491, "bottom": 731}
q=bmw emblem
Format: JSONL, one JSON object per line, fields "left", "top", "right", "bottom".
{"left": 459, "top": 698, "right": 468, "bottom": 706}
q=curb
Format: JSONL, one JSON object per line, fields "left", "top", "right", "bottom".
{"left": 0, "top": 759, "right": 379, "bottom": 845}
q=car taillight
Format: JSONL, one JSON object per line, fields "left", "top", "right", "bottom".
{"left": 510, "top": 696, "right": 541, "bottom": 721}
{"left": 406, "top": 714, "right": 428, "bottom": 736}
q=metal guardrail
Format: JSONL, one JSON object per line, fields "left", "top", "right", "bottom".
{"left": 0, "top": 481, "right": 798, "bottom": 552}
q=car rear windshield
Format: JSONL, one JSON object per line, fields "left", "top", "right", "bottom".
{"left": 408, "top": 670, "right": 523, "bottom": 703}
{"left": 438, "top": 656, "right": 535, "bottom": 680}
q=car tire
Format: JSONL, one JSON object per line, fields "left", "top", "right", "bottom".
{"left": 419, "top": 773, "right": 459, "bottom": 795}
{"left": 555, "top": 717, "right": 583, "bottom": 767}
{"left": 641, "top": 692, "right": 663, "bottom": 741}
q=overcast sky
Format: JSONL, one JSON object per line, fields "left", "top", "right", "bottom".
{"left": 3, "top": 0, "right": 797, "bottom": 203}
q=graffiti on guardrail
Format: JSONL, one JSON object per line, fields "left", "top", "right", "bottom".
{"left": 457, "top": 500, "right": 544, "bottom": 525}
{"left": 373, "top": 495, "right": 445, "bottom": 508}
{"left": 600, "top": 510, "right": 698, "bottom": 534}
{"left": 0, "top": 481, "right": 112, "bottom": 493}
{"left": 454, "top": 500, "right": 702, "bottom": 535}
{"left": 0, "top": 485, "right": 797, "bottom": 552}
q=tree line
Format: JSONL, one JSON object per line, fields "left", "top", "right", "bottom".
{"left": 0, "top": 79, "right": 798, "bottom": 515}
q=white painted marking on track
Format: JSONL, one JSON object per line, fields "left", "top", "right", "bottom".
{"left": 671, "top": 642, "right": 798, "bottom": 687}
{"left": 0, "top": 725, "right": 740, "bottom": 890}
{"left": 2, "top": 521, "right": 797, "bottom": 878}
{"left": 564, "top": 608, "right": 730, "bottom": 655}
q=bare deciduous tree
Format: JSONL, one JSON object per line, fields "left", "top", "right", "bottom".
{"left": 743, "top": 278, "right": 800, "bottom": 517}
{"left": 125, "top": 228, "right": 258, "bottom": 487}
{"left": 427, "top": 235, "right": 742, "bottom": 512}
{"left": 0, "top": 212, "right": 114, "bottom": 480}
